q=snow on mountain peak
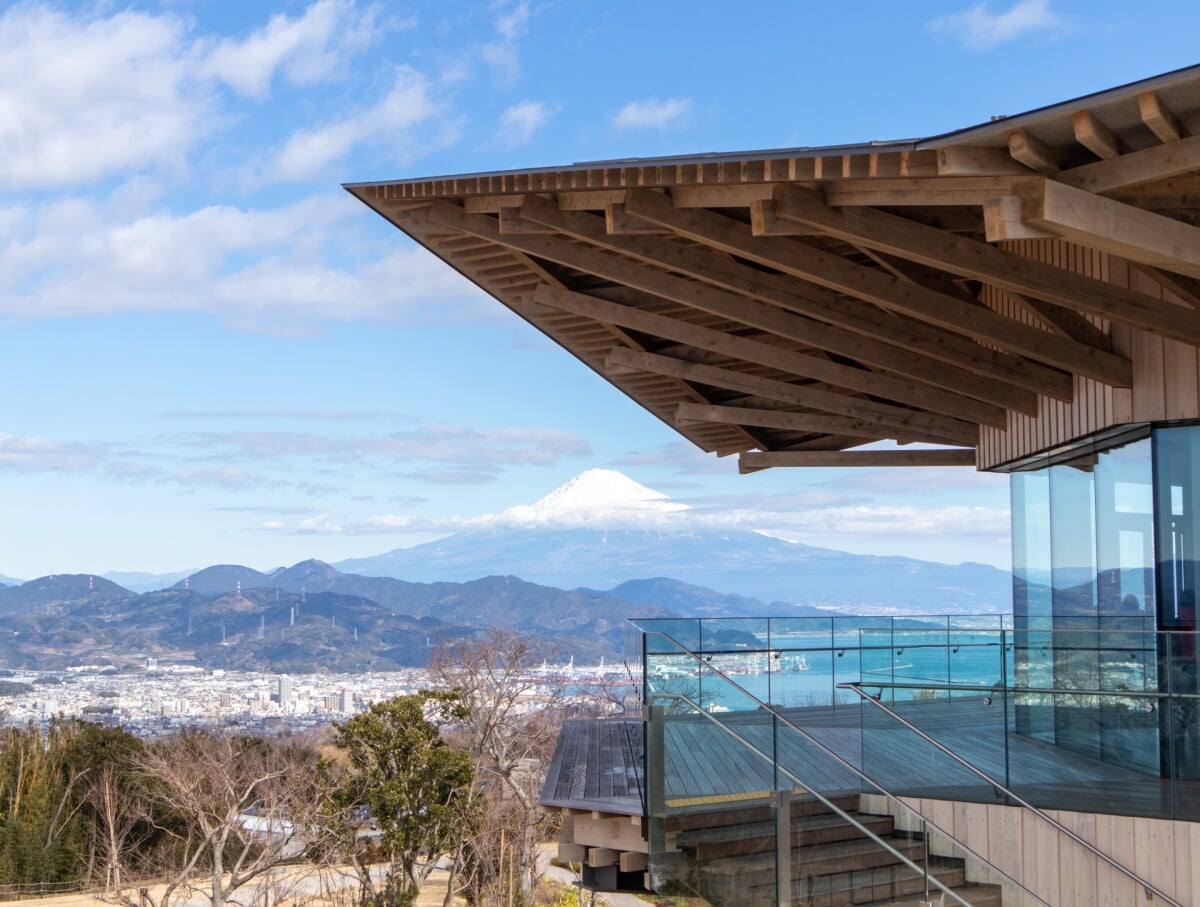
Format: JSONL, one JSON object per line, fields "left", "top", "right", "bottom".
{"left": 494, "top": 469, "right": 690, "bottom": 528}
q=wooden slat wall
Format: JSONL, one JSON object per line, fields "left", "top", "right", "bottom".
{"left": 872, "top": 795, "right": 1200, "bottom": 907}
{"left": 978, "top": 240, "right": 1200, "bottom": 469}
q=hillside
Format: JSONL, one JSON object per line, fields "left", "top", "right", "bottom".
{"left": 336, "top": 527, "right": 1011, "bottom": 613}
{"left": 0, "top": 562, "right": 684, "bottom": 670}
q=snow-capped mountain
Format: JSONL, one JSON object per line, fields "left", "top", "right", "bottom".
{"left": 335, "top": 470, "right": 1012, "bottom": 614}
{"left": 493, "top": 468, "right": 689, "bottom": 527}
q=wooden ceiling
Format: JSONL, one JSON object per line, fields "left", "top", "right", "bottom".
{"left": 346, "top": 66, "right": 1200, "bottom": 474}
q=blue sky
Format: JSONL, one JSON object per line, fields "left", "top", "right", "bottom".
{"left": 1, "top": 0, "right": 1195, "bottom": 579}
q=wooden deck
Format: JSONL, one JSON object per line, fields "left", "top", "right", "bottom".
{"left": 543, "top": 699, "right": 1200, "bottom": 821}
{"left": 540, "top": 718, "right": 644, "bottom": 816}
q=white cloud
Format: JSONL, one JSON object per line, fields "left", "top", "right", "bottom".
{"left": 481, "top": 1, "right": 530, "bottom": 85}
{"left": 0, "top": 5, "right": 204, "bottom": 190}
{"left": 0, "top": 434, "right": 107, "bottom": 472}
{"left": 0, "top": 191, "right": 489, "bottom": 326}
{"left": 613, "top": 98, "right": 691, "bottom": 130}
{"left": 927, "top": 0, "right": 1064, "bottom": 50}
{"left": 269, "top": 66, "right": 440, "bottom": 181}
{"left": 200, "top": 0, "right": 382, "bottom": 98}
{"left": 176, "top": 425, "right": 590, "bottom": 468}
{"left": 492, "top": 101, "right": 552, "bottom": 148}
{"left": 266, "top": 478, "right": 1009, "bottom": 542}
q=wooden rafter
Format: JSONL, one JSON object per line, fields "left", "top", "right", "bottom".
{"left": 739, "top": 449, "right": 977, "bottom": 472}
{"left": 604, "top": 347, "right": 979, "bottom": 445}
{"left": 623, "top": 187, "right": 1132, "bottom": 385}
{"left": 515, "top": 195, "right": 1057, "bottom": 406}
{"left": 1138, "top": 91, "right": 1184, "bottom": 144}
{"left": 1008, "top": 129, "right": 1061, "bottom": 175}
{"left": 391, "top": 206, "right": 763, "bottom": 455}
{"left": 524, "top": 281, "right": 1009, "bottom": 428}
{"left": 1072, "top": 110, "right": 1121, "bottom": 160}
{"left": 1057, "top": 132, "right": 1200, "bottom": 194}
{"left": 771, "top": 182, "right": 1199, "bottom": 350}
{"left": 677, "top": 402, "right": 894, "bottom": 443}
{"left": 1022, "top": 180, "right": 1200, "bottom": 279}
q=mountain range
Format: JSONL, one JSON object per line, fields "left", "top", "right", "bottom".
{"left": 334, "top": 470, "right": 1011, "bottom": 613}
{"left": 0, "top": 469, "right": 1015, "bottom": 670}
{"left": 0, "top": 566, "right": 675, "bottom": 671}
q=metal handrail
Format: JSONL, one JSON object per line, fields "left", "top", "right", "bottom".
{"left": 860, "top": 680, "right": 1190, "bottom": 700}
{"left": 650, "top": 692, "right": 975, "bottom": 907}
{"left": 840, "top": 681, "right": 1183, "bottom": 907}
{"left": 643, "top": 630, "right": 1048, "bottom": 907}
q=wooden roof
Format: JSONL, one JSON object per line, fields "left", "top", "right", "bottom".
{"left": 347, "top": 66, "right": 1200, "bottom": 473}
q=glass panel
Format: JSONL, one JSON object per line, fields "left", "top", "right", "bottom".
{"left": 1012, "top": 467, "right": 1054, "bottom": 743}
{"left": 1094, "top": 437, "right": 1158, "bottom": 773}
{"left": 642, "top": 631, "right": 1043, "bottom": 907}
{"left": 1155, "top": 425, "right": 1200, "bottom": 782}
{"left": 1048, "top": 451, "right": 1100, "bottom": 764}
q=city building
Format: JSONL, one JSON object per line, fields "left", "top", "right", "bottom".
{"left": 277, "top": 674, "right": 292, "bottom": 707}
{"left": 349, "top": 66, "right": 1200, "bottom": 906}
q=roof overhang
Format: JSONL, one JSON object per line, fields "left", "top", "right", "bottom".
{"left": 347, "top": 66, "right": 1200, "bottom": 473}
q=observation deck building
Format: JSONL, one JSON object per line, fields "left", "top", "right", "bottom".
{"left": 349, "top": 66, "right": 1200, "bottom": 907}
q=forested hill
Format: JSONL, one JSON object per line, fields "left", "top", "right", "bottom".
{"left": 0, "top": 566, "right": 678, "bottom": 670}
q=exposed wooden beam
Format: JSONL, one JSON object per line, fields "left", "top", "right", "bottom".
{"left": 625, "top": 186, "right": 1131, "bottom": 386}
{"left": 937, "top": 146, "right": 1035, "bottom": 176}
{"left": 605, "top": 346, "right": 979, "bottom": 445}
{"left": 1138, "top": 90, "right": 1184, "bottom": 144}
{"left": 1002, "top": 292, "right": 1112, "bottom": 350}
{"left": 671, "top": 185, "right": 776, "bottom": 208}
{"left": 855, "top": 250, "right": 981, "bottom": 304}
{"left": 1008, "top": 129, "right": 1060, "bottom": 174}
{"left": 773, "top": 182, "right": 1200, "bottom": 351}
{"left": 825, "top": 176, "right": 1036, "bottom": 208}
{"left": 677, "top": 402, "right": 898, "bottom": 442}
{"left": 397, "top": 206, "right": 763, "bottom": 454}
{"left": 1072, "top": 110, "right": 1120, "bottom": 160}
{"left": 1023, "top": 179, "right": 1200, "bottom": 279}
{"left": 524, "top": 281, "right": 1009, "bottom": 428}
{"left": 739, "top": 449, "right": 977, "bottom": 472}
{"left": 750, "top": 198, "right": 819, "bottom": 236}
{"left": 982, "top": 196, "right": 1056, "bottom": 241}
{"left": 1056, "top": 132, "right": 1200, "bottom": 194}
{"left": 515, "top": 195, "right": 1054, "bottom": 407}
{"left": 496, "top": 207, "right": 553, "bottom": 234}
{"left": 1127, "top": 263, "right": 1200, "bottom": 311}
{"left": 605, "top": 204, "right": 668, "bottom": 235}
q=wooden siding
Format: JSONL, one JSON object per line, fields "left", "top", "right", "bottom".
{"left": 979, "top": 239, "right": 1200, "bottom": 470}
{"left": 872, "top": 795, "right": 1200, "bottom": 907}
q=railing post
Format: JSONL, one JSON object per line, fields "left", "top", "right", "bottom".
{"left": 771, "top": 787, "right": 791, "bottom": 907}
{"left": 647, "top": 703, "right": 665, "bottom": 819}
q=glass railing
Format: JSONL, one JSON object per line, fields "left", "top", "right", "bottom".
{"left": 851, "top": 626, "right": 1200, "bottom": 823}
{"left": 844, "top": 683, "right": 1183, "bottom": 907}
{"left": 630, "top": 618, "right": 1200, "bottom": 821}
{"left": 630, "top": 614, "right": 1014, "bottom": 710}
{"left": 641, "top": 629, "right": 1044, "bottom": 907}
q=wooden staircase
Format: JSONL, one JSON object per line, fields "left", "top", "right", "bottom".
{"left": 661, "top": 795, "right": 1004, "bottom": 907}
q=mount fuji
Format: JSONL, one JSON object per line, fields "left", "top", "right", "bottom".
{"left": 335, "top": 470, "right": 1011, "bottom": 614}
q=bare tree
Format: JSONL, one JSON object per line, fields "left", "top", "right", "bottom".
{"left": 133, "top": 730, "right": 330, "bottom": 907}
{"left": 87, "top": 762, "right": 150, "bottom": 899}
{"left": 428, "top": 631, "right": 569, "bottom": 905}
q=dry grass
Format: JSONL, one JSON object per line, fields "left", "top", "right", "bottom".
{"left": 20, "top": 864, "right": 464, "bottom": 907}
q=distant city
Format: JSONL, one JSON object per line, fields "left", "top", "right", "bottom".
{"left": 2, "top": 659, "right": 619, "bottom": 736}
